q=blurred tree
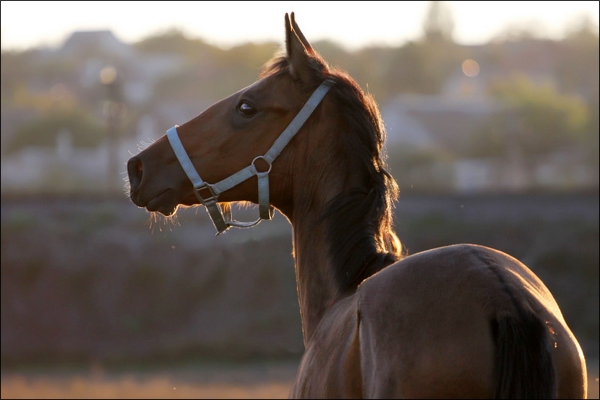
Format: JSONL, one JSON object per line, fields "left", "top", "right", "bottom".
{"left": 149, "top": 40, "right": 279, "bottom": 103}
{"left": 219, "top": 41, "right": 280, "bottom": 93}
{"left": 6, "top": 108, "right": 105, "bottom": 154}
{"left": 350, "top": 46, "right": 393, "bottom": 102}
{"left": 556, "top": 17, "right": 599, "bottom": 175}
{"left": 313, "top": 40, "right": 353, "bottom": 72}
{"left": 0, "top": 50, "right": 36, "bottom": 105}
{"left": 383, "top": 0, "right": 464, "bottom": 95}
{"left": 422, "top": 1, "right": 455, "bottom": 43}
{"left": 384, "top": 40, "right": 464, "bottom": 95}
{"left": 556, "top": 15, "right": 599, "bottom": 102}
{"left": 387, "top": 145, "right": 456, "bottom": 193}
{"left": 467, "top": 74, "right": 590, "bottom": 159}
{"left": 134, "top": 28, "right": 222, "bottom": 60}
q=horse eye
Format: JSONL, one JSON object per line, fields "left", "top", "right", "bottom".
{"left": 237, "top": 102, "right": 257, "bottom": 118}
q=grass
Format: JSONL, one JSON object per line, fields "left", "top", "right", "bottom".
{"left": 1, "top": 360, "right": 298, "bottom": 399}
{"left": 1, "top": 360, "right": 597, "bottom": 399}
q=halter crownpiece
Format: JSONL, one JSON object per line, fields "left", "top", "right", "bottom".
{"left": 166, "top": 79, "right": 335, "bottom": 235}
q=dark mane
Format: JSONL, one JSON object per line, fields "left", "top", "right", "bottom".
{"left": 262, "top": 53, "right": 403, "bottom": 294}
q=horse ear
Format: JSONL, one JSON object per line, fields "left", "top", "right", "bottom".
{"left": 290, "top": 12, "right": 314, "bottom": 53}
{"left": 285, "top": 12, "right": 315, "bottom": 82}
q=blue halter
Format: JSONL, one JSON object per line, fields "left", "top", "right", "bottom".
{"left": 166, "top": 79, "right": 334, "bottom": 235}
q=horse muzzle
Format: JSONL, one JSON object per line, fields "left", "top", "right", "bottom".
{"left": 127, "top": 156, "right": 179, "bottom": 216}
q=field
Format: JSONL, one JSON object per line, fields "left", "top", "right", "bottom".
{"left": 1, "top": 361, "right": 298, "bottom": 399}
{"left": 1, "top": 360, "right": 597, "bottom": 399}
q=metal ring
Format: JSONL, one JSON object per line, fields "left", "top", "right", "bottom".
{"left": 252, "top": 156, "right": 272, "bottom": 174}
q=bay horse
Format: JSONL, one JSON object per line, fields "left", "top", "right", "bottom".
{"left": 127, "top": 13, "right": 587, "bottom": 398}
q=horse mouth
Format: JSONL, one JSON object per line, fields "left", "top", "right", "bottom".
{"left": 138, "top": 189, "right": 179, "bottom": 216}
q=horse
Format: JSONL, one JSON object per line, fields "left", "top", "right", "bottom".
{"left": 126, "top": 13, "right": 587, "bottom": 399}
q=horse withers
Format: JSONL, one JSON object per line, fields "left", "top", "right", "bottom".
{"left": 127, "top": 12, "right": 587, "bottom": 399}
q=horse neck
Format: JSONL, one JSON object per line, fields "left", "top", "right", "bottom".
{"left": 288, "top": 180, "right": 347, "bottom": 345}
{"left": 281, "top": 122, "right": 373, "bottom": 344}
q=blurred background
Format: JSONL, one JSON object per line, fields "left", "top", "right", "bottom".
{"left": 1, "top": 1, "right": 598, "bottom": 398}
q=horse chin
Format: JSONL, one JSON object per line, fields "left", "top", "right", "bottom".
{"left": 145, "top": 189, "right": 179, "bottom": 216}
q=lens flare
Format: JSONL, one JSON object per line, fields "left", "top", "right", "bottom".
{"left": 462, "top": 59, "right": 480, "bottom": 77}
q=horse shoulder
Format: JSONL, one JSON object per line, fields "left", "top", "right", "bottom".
{"left": 290, "top": 294, "right": 363, "bottom": 399}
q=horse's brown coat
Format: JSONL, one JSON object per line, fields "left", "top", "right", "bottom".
{"left": 127, "top": 13, "right": 587, "bottom": 399}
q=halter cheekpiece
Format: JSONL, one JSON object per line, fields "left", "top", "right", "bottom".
{"left": 166, "top": 79, "right": 335, "bottom": 235}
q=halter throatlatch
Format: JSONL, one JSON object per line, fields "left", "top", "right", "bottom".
{"left": 166, "top": 79, "right": 335, "bottom": 235}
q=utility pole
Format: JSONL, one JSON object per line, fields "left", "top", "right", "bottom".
{"left": 100, "top": 65, "right": 124, "bottom": 193}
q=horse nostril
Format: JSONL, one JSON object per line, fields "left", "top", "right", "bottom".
{"left": 127, "top": 158, "right": 143, "bottom": 192}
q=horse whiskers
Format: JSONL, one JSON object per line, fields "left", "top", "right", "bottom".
{"left": 121, "top": 172, "right": 132, "bottom": 198}
{"left": 233, "top": 201, "right": 259, "bottom": 210}
{"left": 145, "top": 209, "right": 181, "bottom": 233}
{"left": 136, "top": 138, "right": 156, "bottom": 152}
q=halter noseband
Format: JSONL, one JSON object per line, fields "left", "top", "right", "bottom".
{"left": 166, "top": 79, "right": 335, "bottom": 235}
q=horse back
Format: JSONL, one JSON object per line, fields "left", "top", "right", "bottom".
{"left": 357, "top": 243, "right": 586, "bottom": 398}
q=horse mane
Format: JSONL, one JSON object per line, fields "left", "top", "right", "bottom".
{"left": 262, "top": 52, "right": 403, "bottom": 294}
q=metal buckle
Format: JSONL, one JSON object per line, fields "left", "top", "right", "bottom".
{"left": 194, "top": 183, "right": 218, "bottom": 204}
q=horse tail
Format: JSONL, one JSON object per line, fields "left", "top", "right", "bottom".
{"left": 492, "top": 311, "right": 557, "bottom": 399}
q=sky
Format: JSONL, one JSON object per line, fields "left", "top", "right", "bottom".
{"left": 1, "top": 1, "right": 599, "bottom": 51}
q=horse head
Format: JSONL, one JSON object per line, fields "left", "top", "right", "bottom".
{"left": 127, "top": 13, "right": 331, "bottom": 225}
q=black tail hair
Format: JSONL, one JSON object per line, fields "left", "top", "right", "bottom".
{"left": 492, "top": 312, "right": 557, "bottom": 398}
